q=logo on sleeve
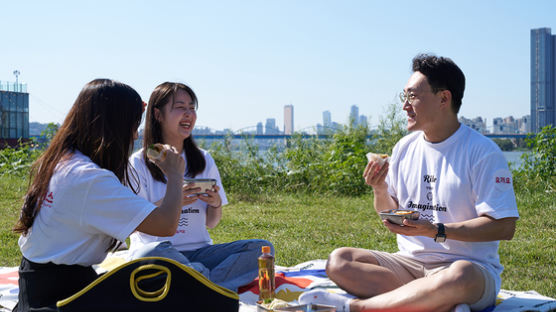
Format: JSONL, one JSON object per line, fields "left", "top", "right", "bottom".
{"left": 493, "top": 169, "right": 513, "bottom": 191}
{"left": 40, "top": 192, "right": 54, "bottom": 209}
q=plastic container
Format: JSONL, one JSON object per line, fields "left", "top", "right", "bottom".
{"left": 258, "top": 246, "right": 275, "bottom": 303}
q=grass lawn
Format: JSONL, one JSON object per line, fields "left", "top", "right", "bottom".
{"left": 1, "top": 176, "right": 554, "bottom": 298}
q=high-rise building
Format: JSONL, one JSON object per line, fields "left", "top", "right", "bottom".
{"left": 284, "top": 104, "right": 294, "bottom": 135}
{"left": 265, "top": 118, "right": 279, "bottom": 135}
{"left": 323, "top": 110, "right": 331, "bottom": 128}
{"left": 359, "top": 115, "right": 368, "bottom": 128}
{"left": 531, "top": 27, "right": 555, "bottom": 133}
{"left": 0, "top": 80, "right": 29, "bottom": 148}
{"left": 349, "top": 105, "right": 359, "bottom": 125}
{"left": 256, "top": 122, "right": 263, "bottom": 135}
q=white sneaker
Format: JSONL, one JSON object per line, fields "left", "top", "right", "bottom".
{"left": 298, "top": 289, "right": 352, "bottom": 312}
{"left": 453, "top": 303, "right": 470, "bottom": 312}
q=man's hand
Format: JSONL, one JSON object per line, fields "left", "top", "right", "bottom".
{"left": 363, "top": 160, "right": 389, "bottom": 189}
{"left": 382, "top": 218, "right": 436, "bottom": 238}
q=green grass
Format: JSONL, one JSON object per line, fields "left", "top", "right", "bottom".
{"left": 1, "top": 176, "right": 554, "bottom": 298}
{"left": 0, "top": 175, "right": 28, "bottom": 267}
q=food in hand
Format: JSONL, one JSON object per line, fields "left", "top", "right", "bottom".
{"left": 366, "top": 152, "right": 390, "bottom": 166}
{"left": 379, "top": 209, "right": 420, "bottom": 226}
{"left": 146, "top": 143, "right": 166, "bottom": 161}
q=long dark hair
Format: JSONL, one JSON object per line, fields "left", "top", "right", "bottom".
{"left": 14, "top": 79, "right": 143, "bottom": 238}
{"left": 143, "top": 82, "right": 205, "bottom": 182}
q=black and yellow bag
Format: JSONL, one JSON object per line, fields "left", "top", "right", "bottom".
{"left": 56, "top": 257, "right": 239, "bottom": 311}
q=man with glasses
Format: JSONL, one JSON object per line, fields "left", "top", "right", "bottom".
{"left": 300, "top": 54, "right": 519, "bottom": 312}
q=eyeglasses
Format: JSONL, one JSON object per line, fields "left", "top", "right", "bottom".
{"left": 399, "top": 89, "right": 445, "bottom": 105}
{"left": 399, "top": 92, "right": 417, "bottom": 105}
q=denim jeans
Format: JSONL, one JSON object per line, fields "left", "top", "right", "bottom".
{"left": 128, "top": 239, "right": 274, "bottom": 292}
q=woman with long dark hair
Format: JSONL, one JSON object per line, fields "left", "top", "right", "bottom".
{"left": 128, "top": 82, "right": 273, "bottom": 292}
{"left": 13, "top": 79, "right": 185, "bottom": 311}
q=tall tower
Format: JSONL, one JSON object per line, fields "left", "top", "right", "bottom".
{"left": 350, "top": 105, "right": 359, "bottom": 126}
{"left": 323, "top": 110, "right": 331, "bottom": 128}
{"left": 284, "top": 104, "right": 294, "bottom": 135}
{"left": 531, "top": 27, "right": 555, "bottom": 133}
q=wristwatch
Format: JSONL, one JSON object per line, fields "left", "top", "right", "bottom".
{"left": 434, "top": 223, "right": 446, "bottom": 243}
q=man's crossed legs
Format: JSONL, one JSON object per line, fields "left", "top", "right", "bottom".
{"left": 300, "top": 247, "right": 495, "bottom": 312}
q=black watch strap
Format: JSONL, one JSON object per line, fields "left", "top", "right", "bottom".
{"left": 434, "top": 223, "right": 446, "bottom": 243}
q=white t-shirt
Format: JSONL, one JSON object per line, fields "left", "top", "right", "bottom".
{"left": 386, "top": 124, "right": 519, "bottom": 292}
{"left": 128, "top": 148, "right": 228, "bottom": 252}
{"left": 19, "top": 151, "right": 156, "bottom": 266}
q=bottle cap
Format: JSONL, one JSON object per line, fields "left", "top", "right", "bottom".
{"left": 262, "top": 246, "right": 271, "bottom": 254}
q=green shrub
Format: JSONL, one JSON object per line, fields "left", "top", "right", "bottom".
{"left": 0, "top": 141, "right": 42, "bottom": 177}
{"left": 513, "top": 126, "right": 555, "bottom": 193}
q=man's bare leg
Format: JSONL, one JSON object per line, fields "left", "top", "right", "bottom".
{"left": 349, "top": 260, "right": 486, "bottom": 312}
{"left": 326, "top": 247, "right": 404, "bottom": 297}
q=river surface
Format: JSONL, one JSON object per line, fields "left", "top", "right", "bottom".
{"left": 503, "top": 151, "right": 526, "bottom": 169}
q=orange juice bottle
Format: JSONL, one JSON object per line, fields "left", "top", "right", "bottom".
{"left": 258, "top": 246, "right": 275, "bottom": 303}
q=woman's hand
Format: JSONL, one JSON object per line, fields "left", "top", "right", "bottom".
{"left": 181, "top": 183, "right": 202, "bottom": 206}
{"left": 198, "top": 185, "right": 222, "bottom": 208}
{"left": 150, "top": 144, "right": 185, "bottom": 181}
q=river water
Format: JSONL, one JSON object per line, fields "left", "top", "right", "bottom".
{"left": 503, "top": 151, "right": 526, "bottom": 170}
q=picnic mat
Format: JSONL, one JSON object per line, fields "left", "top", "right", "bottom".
{"left": 1, "top": 256, "right": 555, "bottom": 312}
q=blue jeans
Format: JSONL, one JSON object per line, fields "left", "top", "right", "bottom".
{"left": 128, "top": 239, "right": 273, "bottom": 292}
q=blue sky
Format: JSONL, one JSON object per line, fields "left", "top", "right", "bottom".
{"left": 1, "top": 0, "right": 555, "bottom": 132}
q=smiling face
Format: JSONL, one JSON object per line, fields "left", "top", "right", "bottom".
{"left": 402, "top": 71, "right": 444, "bottom": 133}
{"left": 155, "top": 89, "right": 197, "bottom": 146}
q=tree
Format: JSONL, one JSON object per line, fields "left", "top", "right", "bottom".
{"left": 41, "top": 123, "right": 59, "bottom": 142}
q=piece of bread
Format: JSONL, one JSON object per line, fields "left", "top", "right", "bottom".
{"left": 366, "top": 152, "right": 389, "bottom": 166}
{"left": 146, "top": 143, "right": 166, "bottom": 161}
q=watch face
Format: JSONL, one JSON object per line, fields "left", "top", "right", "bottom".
{"left": 435, "top": 236, "right": 446, "bottom": 243}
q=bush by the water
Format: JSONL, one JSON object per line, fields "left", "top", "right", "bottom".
{"left": 513, "top": 125, "right": 556, "bottom": 193}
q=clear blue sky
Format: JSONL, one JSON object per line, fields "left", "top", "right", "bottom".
{"left": 1, "top": 0, "right": 555, "bottom": 132}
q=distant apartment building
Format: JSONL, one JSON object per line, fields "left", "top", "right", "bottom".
{"left": 491, "top": 115, "right": 530, "bottom": 134}
{"left": 284, "top": 104, "right": 294, "bottom": 135}
{"left": 359, "top": 115, "right": 368, "bottom": 128}
{"left": 265, "top": 118, "right": 280, "bottom": 135}
{"left": 323, "top": 110, "right": 331, "bottom": 128}
{"left": 349, "top": 105, "right": 359, "bottom": 125}
{"left": 531, "top": 27, "right": 555, "bottom": 133}
{"left": 518, "top": 115, "right": 530, "bottom": 133}
{"left": 192, "top": 126, "right": 212, "bottom": 135}
{"left": 256, "top": 122, "right": 263, "bottom": 135}
{"left": 0, "top": 81, "right": 29, "bottom": 148}
{"left": 459, "top": 116, "right": 487, "bottom": 133}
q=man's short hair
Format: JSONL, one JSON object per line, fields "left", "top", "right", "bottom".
{"left": 412, "top": 54, "right": 465, "bottom": 114}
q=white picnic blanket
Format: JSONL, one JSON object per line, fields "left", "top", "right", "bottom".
{"left": 1, "top": 258, "right": 555, "bottom": 312}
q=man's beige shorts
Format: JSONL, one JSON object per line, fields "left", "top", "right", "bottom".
{"left": 368, "top": 250, "right": 496, "bottom": 311}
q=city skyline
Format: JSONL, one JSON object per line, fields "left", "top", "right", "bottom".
{"left": 2, "top": 1, "right": 556, "bottom": 132}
